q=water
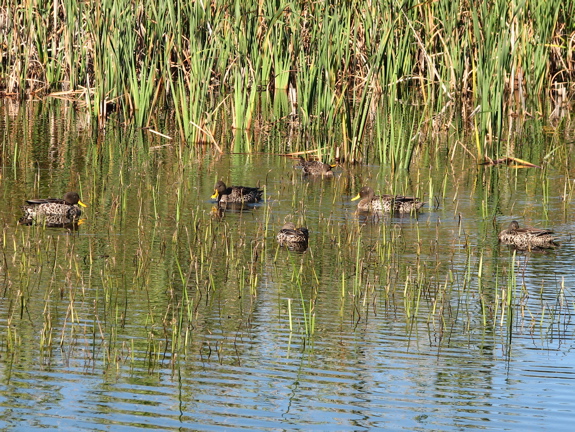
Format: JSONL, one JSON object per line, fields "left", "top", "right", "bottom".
{"left": 0, "top": 102, "right": 575, "bottom": 430}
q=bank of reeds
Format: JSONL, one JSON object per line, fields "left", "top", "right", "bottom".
{"left": 0, "top": 0, "right": 574, "bottom": 163}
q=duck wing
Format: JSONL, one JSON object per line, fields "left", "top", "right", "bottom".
{"left": 529, "top": 228, "right": 554, "bottom": 237}
{"left": 25, "top": 197, "right": 66, "bottom": 205}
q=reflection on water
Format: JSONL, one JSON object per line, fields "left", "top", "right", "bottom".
{"left": 0, "top": 103, "right": 574, "bottom": 430}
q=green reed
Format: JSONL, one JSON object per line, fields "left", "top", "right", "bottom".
{"left": 1, "top": 0, "right": 573, "bottom": 163}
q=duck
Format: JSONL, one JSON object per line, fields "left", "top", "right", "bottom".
{"left": 498, "top": 220, "right": 559, "bottom": 250}
{"left": 21, "top": 191, "right": 87, "bottom": 221}
{"left": 211, "top": 181, "right": 263, "bottom": 204}
{"left": 298, "top": 157, "right": 336, "bottom": 176}
{"left": 276, "top": 222, "right": 309, "bottom": 249}
{"left": 351, "top": 186, "right": 424, "bottom": 213}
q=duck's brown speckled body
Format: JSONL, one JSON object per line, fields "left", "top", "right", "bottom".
{"left": 498, "top": 221, "right": 558, "bottom": 250}
{"left": 211, "top": 181, "right": 263, "bottom": 204}
{"left": 352, "top": 187, "right": 423, "bottom": 213}
{"left": 298, "top": 158, "right": 336, "bottom": 176}
{"left": 20, "top": 191, "right": 87, "bottom": 223}
{"left": 277, "top": 222, "right": 309, "bottom": 251}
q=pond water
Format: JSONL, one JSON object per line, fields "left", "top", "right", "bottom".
{"left": 0, "top": 102, "right": 574, "bottom": 430}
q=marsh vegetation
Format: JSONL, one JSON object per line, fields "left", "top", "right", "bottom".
{"left": 0, "top": 0, "right": 574, "bottom": 164}
{"left": 1, "top": 0, "right": 575, "bottom": 428}
{"left": 0, "top": 99, "right": 574, "bottom": 428}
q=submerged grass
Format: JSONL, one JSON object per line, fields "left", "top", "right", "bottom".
{"left": 0, "top": 110, "right": 573, "bottom": 372}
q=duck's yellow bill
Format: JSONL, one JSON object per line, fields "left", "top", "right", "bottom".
{"left": 78, "top": 200, "right": 87, "bottom": 208}
{"left": 210, "top": 190, "right": 219, "bottom": 199}
{"left": 330, "top": 164, "right": 337, "bottom": 168}
{"left": 351, "top": 193, "right": 361, "bottom": 201}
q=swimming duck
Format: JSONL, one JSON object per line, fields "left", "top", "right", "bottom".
{"left": 351, "top": 186, "right": 423, "bottom": 213}
{"left": 276, "top": 222, "right": 309, "bottom": 249}
{"left": 21, "top": 191, "right": 87, "bottom": 221}
{"left": 298, "top": 158, "right": 336, "bottom": 176}
{"left": 498, "top": 220, "right": 558, "bottom": 250}
{"left": 211, "top": 181, "right": 263, "bottom": 204}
